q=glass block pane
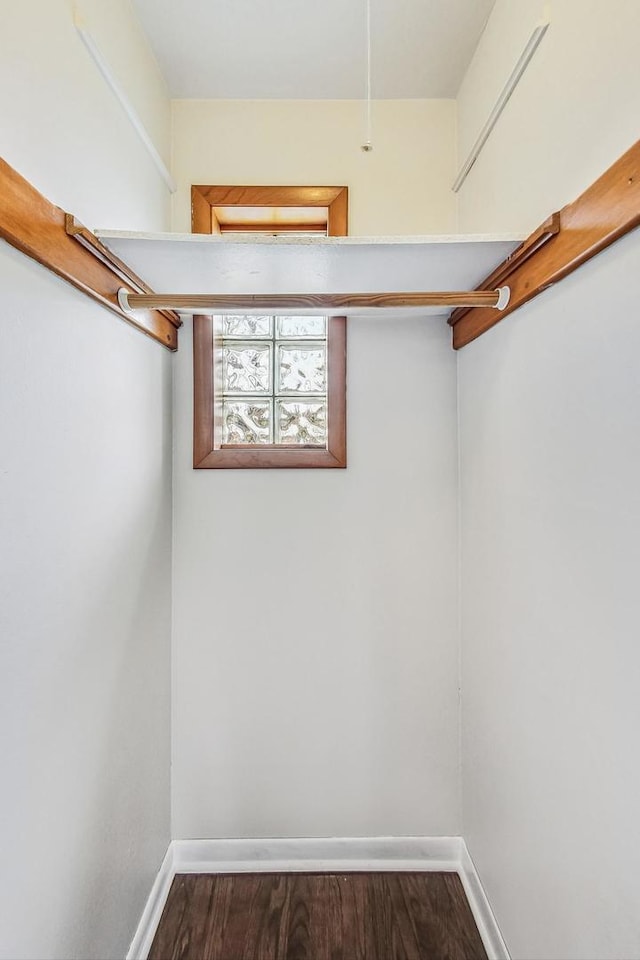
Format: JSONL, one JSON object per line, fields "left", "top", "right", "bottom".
{"left": 223, "top": 342, "right": 272, "bottom": 394}
{"left": 276, "top": 316, "right": 326, "bottom": 339}
{"left": 222, "top": 315, "right": 272, "bottom": 338}
{"left": 223, "top": 400, "right": 272, "bottom": 444}
{"left": 277, "top": 343, "right": 326, "bottom": 393}
{"left": 276, "top": 400, "right": 327, "bottom": 446}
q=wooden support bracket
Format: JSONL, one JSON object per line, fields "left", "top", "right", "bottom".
{"left": 0, "top": 157, "right": 180, "bottom": 350}
{"left": 451, "top": 138, "right": 640, "bottom": 348}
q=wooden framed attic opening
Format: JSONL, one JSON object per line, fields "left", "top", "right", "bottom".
{"left": 191, "top": 184, "right": 349, "bottom": 237}
{"left": 191, "top": 185, "right": 349, "bottom": 468}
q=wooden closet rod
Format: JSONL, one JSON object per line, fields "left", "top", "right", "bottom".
{"left": 119, "top": 288, "right": 511, "bottom": 313}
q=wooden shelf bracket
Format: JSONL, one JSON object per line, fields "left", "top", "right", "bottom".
{"left": 0, "top": 157, "right": 180, "bottom": 350}
{"left": 451, "top": 138, "right": 640, "bottom": 348}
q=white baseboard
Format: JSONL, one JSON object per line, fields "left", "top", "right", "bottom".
{"left": 126, "top": 836, "right": 509, "bottom": 960}
{"left": 458, "top": 840, "right": 510, "bottom": 960}
{"left": 126, "top": 844, "right": 175, "bottom": 960}
{"left": 173, "top": 835, "right": 463, "bottom": 874}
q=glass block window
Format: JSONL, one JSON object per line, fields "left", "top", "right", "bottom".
{"left": 220, "top": 316, "right": 328, "bottom": 446}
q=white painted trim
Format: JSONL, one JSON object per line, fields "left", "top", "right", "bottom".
{"left": 73, "top": 12, "right": 177, "bottom": 194}
{"left": 126, "top": 837, "right": 509, "bottom": 960}
{"left": 172, "top": 835, "right": 463, "bottom": 874}
{"left": 452, "top": 17, "right": 550, "bottom": 193}
{"left": 126, "top": 844, "right": 175, "bottom": 960}
{"left": 95, "top": 229, "right": 525, "bottom": 246}
{"left": 458, "top": 841, "right": 511, "bottom": 960}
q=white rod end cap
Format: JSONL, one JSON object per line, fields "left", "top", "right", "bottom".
{"left": 117, "top": 287, "right": 133, "bottom": 312}
{"left": 496, "top": 286, "right": 511, "bottom": 310}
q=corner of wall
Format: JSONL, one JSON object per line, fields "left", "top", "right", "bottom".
{"left": 452, "top": 95, "right": 460, "bottom": 233}
{"left": 454, "top": 340, "right": 464, "bottom": 833}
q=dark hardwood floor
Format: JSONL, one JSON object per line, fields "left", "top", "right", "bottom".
{"left": 148, "top": 872, "right": 487, "bottom": 960}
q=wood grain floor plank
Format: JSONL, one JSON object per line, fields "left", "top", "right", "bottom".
{"left": 363, "top": 873, "right": 410, "bottom": 960}
{"left": 286, "top": 874, "right": 322, "bottom": 960}
{"left": 384, "top": 873, "right": 431, "bottom": 959}
{"left": 149, "top": 872, "right": 487, "bottom": 960}
{"left": 217, "top": 873, "right": 285, "bottom": 960}
{"left": 149, "top": 875, "right": 212, "bottom": 960}
{"left": 248, "top": 872, "right": 290, "bottom": 960}
{"left": 330, "top": 874, "right": 368, "bottom": 960}
{"left": 199, "top": 875, "right": 235, "bottom": 960}
{"left": 441, "top": 873, "right": 489, "bottom": 960}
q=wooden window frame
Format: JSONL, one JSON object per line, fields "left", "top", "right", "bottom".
{"left": 193, "top": 315, "right": 346, "bottom": 468}
{"left": 192, "top": 185, "right": 348, "bottom": 469}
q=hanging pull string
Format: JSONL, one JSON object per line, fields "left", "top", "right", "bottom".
{"left": 362, "top": 0, "right": 373, "bottom": 151}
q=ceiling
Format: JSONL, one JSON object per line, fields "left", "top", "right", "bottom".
{"left": 131, "top": 0, "right": 496, "bottom": 100}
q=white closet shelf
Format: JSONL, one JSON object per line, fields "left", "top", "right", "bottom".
{"left": 95, "top": 231, "right": 524, "bottom": 317}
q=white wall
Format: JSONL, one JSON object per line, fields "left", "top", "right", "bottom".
{"left": 0, "top": 2, "right": 173, "bottom": 957}
{"left": 457, "top": 0, "right": 640, "bottom": 233}
{"left": 457, "top": 2, "right": 640, "bottom": 957}
{"left": 2, "top": 0, "right": 171, "bottom": 231}
{"left": 459, "top": 229, "right": 640, "bottom": 960}
{"left": 170, "top": 97, "right": 461, "bottom": 841}
{"left": 171, "top": 99, "right": 457, "bottom": 234}
{"left": 170, "top": 98, "right": 459, "bottom": 837}
{"left": 172, "top": 315, "right": 460, "bottom": 839}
